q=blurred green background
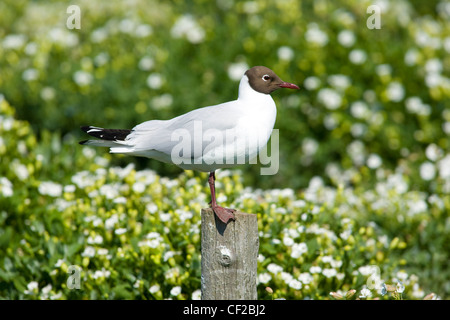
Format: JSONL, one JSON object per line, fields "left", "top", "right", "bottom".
{"left": 1, "top": 0, "right": 449, "bottom": 300}
{"left": 1, "top": 0, "right": 448, "bottom": 190}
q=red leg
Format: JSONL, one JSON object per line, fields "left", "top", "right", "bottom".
{"left": 208, "top": 171, "right": 236, "bottom": 223}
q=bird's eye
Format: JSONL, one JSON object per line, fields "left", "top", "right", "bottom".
{"left": 262, "top": 74, "right": 271, "bottom": 81}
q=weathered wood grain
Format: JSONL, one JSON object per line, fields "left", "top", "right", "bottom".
{"left": 201, "top": 208, "right": 259, "bottom": 300}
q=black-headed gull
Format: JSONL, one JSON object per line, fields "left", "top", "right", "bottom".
{"left": 80, "top": 66, "right": 299, "bottom": 223}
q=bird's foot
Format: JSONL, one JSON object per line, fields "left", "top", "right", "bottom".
{"left": 211, "top": 205, "right": 236, "bottom": 224}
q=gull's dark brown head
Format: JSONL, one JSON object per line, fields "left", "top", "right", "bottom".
{"left": 245, "top": 66, "right": 300, "bottom": 94}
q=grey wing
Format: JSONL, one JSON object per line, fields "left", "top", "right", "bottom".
{"left": 128, "top": 101, "right": 241, "bottom": 156}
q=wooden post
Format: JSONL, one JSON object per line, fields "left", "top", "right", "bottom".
{"left": 201, "top": 208, "right": 259, "bottom": 300}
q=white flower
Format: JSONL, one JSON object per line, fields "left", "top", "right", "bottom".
{"left": 105, "top": 214, "right": 118, "bottom": 230}
{"left": 149, "top": 284, "right": 160, "bottom": 294}
{"left": 425, "top": 58, "right": 443, "bottom": 74}
{"left": 309, "top": 266, "right": 322, "bottom": 274}
{"left": 425, "top": 144, "right": 443, "bottom": 161}
{"left": 146, "top": 73, "right": 163, "bottom": 89}
{"left": 277, "top": 46, "right": 294, "bottom": 61}
{"left": 243, "top": 1, "right": 259, "bottom": 14}
{"left": 331, "top": 259, "right": 343, "bottom": 268}
{"left": 405, "top": 97, "right": 431, "bottom": 116}
{"left": 71, "top": 170, "right": 96, "bottom": 188}
{"left": 420, "top": 162, "right": 436, "bottom": 181}
{"left": 305, "top": 23, "right": 328, "bottom": 46}
{"left": 267, "top": 263, "right": 283, "bottom": 274}
{"left": 99, "top": 184, "right": 119, "bottom": 199}
{"left": 171, "top": 14, "right": 205, "bottom": 44}
{"left": 298, "top": 272, "right": 313, "bottom": 284}
{"left": 443, "top": 122, "right": 450, "bottom": 135}
{"left": 348, "top": 49, "right": 367, "bottom": 65}
{"left": 24, "top": 281, "right": 39, "bottom": 294}
{"left": 358, "top": 265, "right": 376, "bottom": 276}
{"left": 118, "top": 19, "right": 135, "bottom": 34}
{"left": 22, "top": 68, "right": 39, "bottom": 81}
{"left": 351, "top": 123, "right": 366, "bottom": 137}
{"left": 115, "top": 228, "right": 127, "bottom": 235}
{"left": 93, "top": 268, "right": 110, "bottom": 279}
{"left": 228, "top": 62, "right": 249, "bottom": 81}
{"left": 386, "top": 81, "right": 405, "bottom": 102}
{"left": 87, "top": 235, "right": 103, "bottom": 244}
{"left": 94, "top": 52, "right": 109, "bottom": 67}
{"left": 285, "top": 227, "right": 299, "bottom": 238}
{"left": 138, "top": 56, "right": 154, "bottom": 71}
{"left": 327, "top": 74, "right": 351, "bottom": 91}
{"left": 281, "top": 272, "right": 293, "bottom": 284}
{"left": 396, "top": 282, "right": 405, "bottom": 294}
{"left": 350, "top": 101, "right": 370, "bottom": 119}
{"left": 258, "top": 273, "right": 272, "bottom": 284}
{"left": 73, "top": 71, "right": 93, "bottom": 86}
{"left": 91, "top": 27, "right": 108, "bottom": 43}
{"left": 2, "top": 34, "right": 26, "bottom": 49}
{"left": 41, "top": 87, "right": 56, "bottom": 101}
{"left": 1, "top": 116, "right": 13, "bottom": 131}
{"left": 191, "top": 289, "right": 202, "bottom": 300}
{"left": 415, "top": 30, "right": 440, "bottom": 49}
{"left": 13, "top": 162, "right": 29, "bottom": 181}
{"left": 135, "top": 24, "right": 153, "bottom": 38}
{"left": 386, "top": 173, "right": 409, "bottom": 194}
{"left": 151, "top": 94, "right": 173, "bottom": 110}
{"left": 347, "top": 140, "right": 365, "bottom": 166}
{"left": 283, "top": 236, "right": 294, "bottom": 246}
{"left": 337, "top": 30, "right": 355, "bottom": 47}
{"left": 159, "top": 212, "right": 171, "bottom": 222}
{"left": 444, "top": 36, "right": 450, "bottom": 53}
{"left": 48, "top": 28, "right": 78, "bottom": 47}
{"left": 289, "top": 279, "right": 302, "bottom": 290}
{"left": 81, "top": 246, "right": 96, "bottom": 257}
{"left": 367, "top": 154, "right": 382, "bottom": 169}
{"left": 54, "top": 259, "right": 65, "bottom": 267}
{"left": 170, "top": 286, "right": 182, "bottom": 296}
{"left": 132, "top": 181, "right": 146, "bottom": 193}
{"left": 38, "top": 181, "right": 63, "bottom": 197}
{"left": 425, "top": 73, "right": 442, "bottom": 88}
{"left": 396, "top": 270, "right": 409, "bottom": 281}
{"left": 293, "top": 200, "right": 306, "bottom": 208}
{"left": 113, "top": 196, "right": 126, "bottom": 204}
{"left": 404, "top": 48, "right": 419, "bottom": 66}
{"left": 178, "top": 209, "right": 193, "bottom": 222}
{"left": 375, "top": 64, "right": 392, "bottom": 77}
{"left": 290, "top": 242, "right": 308, "bottom": 258}
{"left": 317, "top": 88, "right": 342, "bottom": 110}
{"left": 146, "top": 203, "right": 158, "bottom": 214}
{"left": 302, "top": 138, "right": 318, "bottom": 156}
{"left": 41, "top": 284, "right": 52, "bottom": 296}
{"left": 303, "top": 76, "right": 321, "bottom": 90}
{"left": 437, "top": 155, "right": 450, "bottom": 179}
{"left": 359, "top": 286, "right": 372, "bottom": 298}
{"left": 97, "top": 248, "right": 108, "bottom": 256}
{"left": 322, "top": 268, "right": 337, "bottom": 278}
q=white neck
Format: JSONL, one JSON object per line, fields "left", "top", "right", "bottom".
{"left": 236, "top": 74, "right": 277, "bottom": 130}
{"left": 238, "top": 75, "right": 271, "bottom": 102}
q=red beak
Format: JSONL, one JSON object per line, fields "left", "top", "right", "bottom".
{"left": 279, "top": 82, "right": 300, "bottom": 90}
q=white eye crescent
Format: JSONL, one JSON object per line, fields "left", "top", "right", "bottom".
{"left": 262, "top": 74, "right": 271, "bottom": 81}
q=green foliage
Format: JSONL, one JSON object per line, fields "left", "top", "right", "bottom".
{"left": 1, "top": 0, "right": 449, "bottom": 189}
{"left": 1, "top": 98, "right": 448, "bottom": 299}
{"left": 0, "top": 0, "right": 449, "bottom": 300}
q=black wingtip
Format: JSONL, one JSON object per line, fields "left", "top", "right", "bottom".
{"left": 79, "top": 140, "right": 88, "bottom": 145}
{"left": 80, "top": 126, "right": 91, "bottom": 133}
